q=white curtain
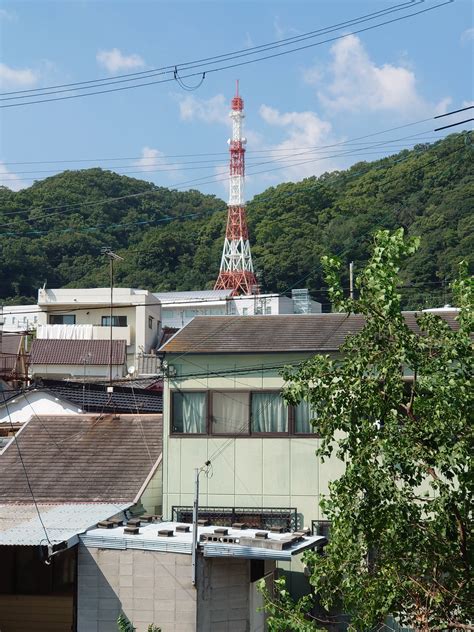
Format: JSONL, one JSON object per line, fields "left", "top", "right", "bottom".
{"left": 252, "top": 393, "right": 287, "bottom": 433}
{"left": 295, "top": 401, "right": 316, "bottom": 434}
{"left": 212, "top": 392, "right": 249, "bottom": 434}
{"left": 173, "top": 392, "right": 206, "bottom": 433}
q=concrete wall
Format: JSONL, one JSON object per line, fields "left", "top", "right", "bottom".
{"left": 77, "top": 545, "right": 196, "bottom": 632}
{"left": 197, "top": 557, "right": 273, "bottom": 632}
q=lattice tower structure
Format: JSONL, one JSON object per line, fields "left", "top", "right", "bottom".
{"left": 214, "top": 84, "right": 259, "bottom": 296}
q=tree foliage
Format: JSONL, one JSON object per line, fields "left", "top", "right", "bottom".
{"left": 261, "top": 229, "right": 473, "bottom": 631}
{"left": 0, "top": 133, "right": 472, "bottom": 306}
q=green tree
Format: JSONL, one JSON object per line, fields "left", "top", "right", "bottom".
{"left": 260, "top": 229, "right": 473, "bottom": 631}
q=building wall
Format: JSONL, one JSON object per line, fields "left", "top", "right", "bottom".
{"left": 77, "top": 544, "right": 196, "bottom": 632}
{"left": 139, "top": 462, "right": 163, "bottom": 516}
{"left": 197, "top": 557, "right": 274, "bottom": 632}
{"left": 0, "top": 594, "right": 73, "bottom": 632}
{"left": 29, "top": 363, "right": 125, "bottom": 380}
{"left": 161, "top": 352, "right": 344, "bottom": 527}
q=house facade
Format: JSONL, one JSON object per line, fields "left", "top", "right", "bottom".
{"left": 158, "top": 315, "right": 358, "bottom": 535}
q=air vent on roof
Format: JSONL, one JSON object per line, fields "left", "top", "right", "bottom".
{"left": 158, "top": 529, "right": 174, "bottom": 538}
{"left": 176, "top": 525, "right": 190, "bottom": 533}
{"left": 124, "top": 526, "right": 139, "bottom": 535}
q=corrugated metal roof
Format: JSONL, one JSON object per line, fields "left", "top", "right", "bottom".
{"left": 0, "top": 414, "right": 162, "bottom": 503}
{"left": 154, "top": 290, "right": 232, "bottom": 304}
{"left": 29, "top": 339, "right": 126, "bottom": 365}
{"left": 159, "top": 312, "right": 460, "bottom": 354}
{"left": 81, "top": 521, "right": 325, "bottom": 561}
{"left": 0, "top": 502, "right": 131, "bottom": 546}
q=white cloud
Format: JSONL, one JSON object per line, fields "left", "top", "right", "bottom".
{"left": 273, "top": 16, "right": 300, "bottom": 40}
{"left": 0, "top": 163, "right": 28, "bottom": 191}
{"left": 258, "top": 105, "right": 341, "bottom": 180}
{"left": 316, "top": 35, "right": 449, "bottom": 117}
{"left": 462, "top": 100, "right": 474, "bottom": 108}
{"left": 178, "top": 94, "right": 229, "bottom": 125}
{"left": 461, "top": 27, "right": 474, "bottom": 44}
{"left": 0, "top": 9, "right": 16, "bottom": 20}
{"left": 0, "top": 62, "right": 38, "bottom": 88}
{"left": 96, "top": 48, "right": 145, "bottom": 73}
{"left": 133, "top": 146, "right": 183, "bottom": 182}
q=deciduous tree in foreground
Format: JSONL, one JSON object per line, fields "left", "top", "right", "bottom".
{"left": 260, "top": 229, "right": 473, "bottom": 631}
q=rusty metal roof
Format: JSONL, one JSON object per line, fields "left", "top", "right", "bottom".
{"left": 30, "top": 339, "right": 126, "bottom": 365}
{"left": 159, "top": 312, "right": 460, "bottom": 355}
{"left": 0, "top": 414, "right": 162, "bottom": 503}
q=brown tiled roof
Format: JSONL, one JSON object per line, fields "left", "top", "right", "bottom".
{"left": 159, "top": 312, "right": 460, "bottom": 354}
{"left": 0, "top": 334, "right": 22, "bottom": 374}
{"left": 30, "top": 339, "right": 126, "bottom": 365}
{"left": 0, "top": 414, "right": 162, "bottom": 503}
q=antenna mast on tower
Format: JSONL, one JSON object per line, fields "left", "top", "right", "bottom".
{"left": 214, "top": 82, "right": 259, "bottom": 296}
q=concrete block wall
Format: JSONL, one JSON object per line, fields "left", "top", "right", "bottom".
{"left": 77, "top": 544, "right": 196, "bottom": 632}
{"left": 197, "top": 558, "right": 251, "bottom": 632}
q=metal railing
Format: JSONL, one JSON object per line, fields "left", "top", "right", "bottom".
{"left": 311, "top": 519, "right": 331, "bottom": 539}
{"left": 172, "top": 506, "right": 298, "bottom": 531}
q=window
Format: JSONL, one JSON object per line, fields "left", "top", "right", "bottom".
{"left": 294, "top": 401, "right": 317, "bottom": 434}
{"left": 242, "top": 308, "right": 248, "bottom": 316}
{"left": 101, "top": 315, "right": 127, "bottom": 327}
{"left": 212, "top": 392, "right": 249, "bottom": 435}
{"left": 252, "top": 392, "right": 288, "bottom": 433}
{"left": 170, "top": 390, "right": 316, "bottom": 437}
{"left": 148, "top": 316, "right": 154, "bottom": 329}
{"left": 49, "top": 314, "right": 76, "bottom": 325}
{"left": 172, "top": 391, "right": 207, "bottom": 434}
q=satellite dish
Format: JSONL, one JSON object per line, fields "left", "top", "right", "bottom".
{"left": 127, "top": 366, "right": 136, "bottom": 375}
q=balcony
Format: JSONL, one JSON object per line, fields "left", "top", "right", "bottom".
{"left": 36, "top": 324, "right": 131, "bottom": 345}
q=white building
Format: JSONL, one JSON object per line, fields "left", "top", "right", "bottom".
{"left": 34, "top": 287, "right": 161, "bottom": 367}
{"left": 1, "top": 305, "right": 42, "bottom": 333}
{"left": 155, "top": 289, "right": 321, "bottom": 329}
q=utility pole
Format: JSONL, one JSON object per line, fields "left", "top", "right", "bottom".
{"left": 192, "top": 460, "right": 211, "bottom": 587}
{"left": 101, "top": 248, "right": 124, "bottom": 385}
{"left": 349, "top": 261, "right": 354, "bottom": 300}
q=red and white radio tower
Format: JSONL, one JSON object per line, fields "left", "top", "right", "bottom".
{"left": 214, "top": 82, "right": 259, "bottom": 296}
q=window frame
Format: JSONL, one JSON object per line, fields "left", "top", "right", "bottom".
{"left": 170, "top": 389, "right": 209, "bottom": 436}
{"left": 48, "top": 314, "right": 76, "bottom": 325}
{"left": 170, "top": 388, "right": 319, "bottom": 438}
{"left": 101, "top": 315, "right": 128, "bottom": 327}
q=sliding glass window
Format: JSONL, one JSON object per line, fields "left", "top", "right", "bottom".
{"left": 212, "top": 392, "right": 249, "bottom": 435}
{"left": 252, "top": 392, "right": 288, "bottom": 433}
{"left": 172, "top": 391, "right": 207, "bottom": 434}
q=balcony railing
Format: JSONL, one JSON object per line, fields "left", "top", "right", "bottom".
{"left": 36, "top": 324, "right": 131, "bottom": 345}
{"left": 171, "top": 506, "right": 298, "bottom": 531}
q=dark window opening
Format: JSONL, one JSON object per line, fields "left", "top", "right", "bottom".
{"left": 101, "top": 315, "right": 127, "bottom": 327}
{"left": 49, "top": 315, "right": 76, "bottom": 325}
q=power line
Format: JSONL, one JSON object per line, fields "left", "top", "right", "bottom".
{"left": 0, "top": 1, "right": 416, "bottom": 99}
{"left": 0, "top": 1, "right": 452, "bottom": 109}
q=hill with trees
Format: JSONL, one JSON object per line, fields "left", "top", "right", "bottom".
{"left": 0, "top": 132, "right": 472, "bottom": 309}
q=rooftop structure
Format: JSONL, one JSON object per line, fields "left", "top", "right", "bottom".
{"left": 82, "top": 520, "right": 325, "bottom": 562}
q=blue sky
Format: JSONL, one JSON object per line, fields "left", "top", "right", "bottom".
{"left": 0, "top": 0, "right": 472, "bottom": 199}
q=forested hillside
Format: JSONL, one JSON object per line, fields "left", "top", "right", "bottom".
{"left": 0, "top": 132, "right": 472, "bottom": 309}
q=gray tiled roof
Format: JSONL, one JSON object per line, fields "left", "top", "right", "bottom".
{"left": 30, "top": 339, "right": 126, "bottom": 365}
{"left": 159, "top": 312, "right": 460, "bottom": 354}
{"left": 0, "top": 414, "right": 162, "bottom": 503}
